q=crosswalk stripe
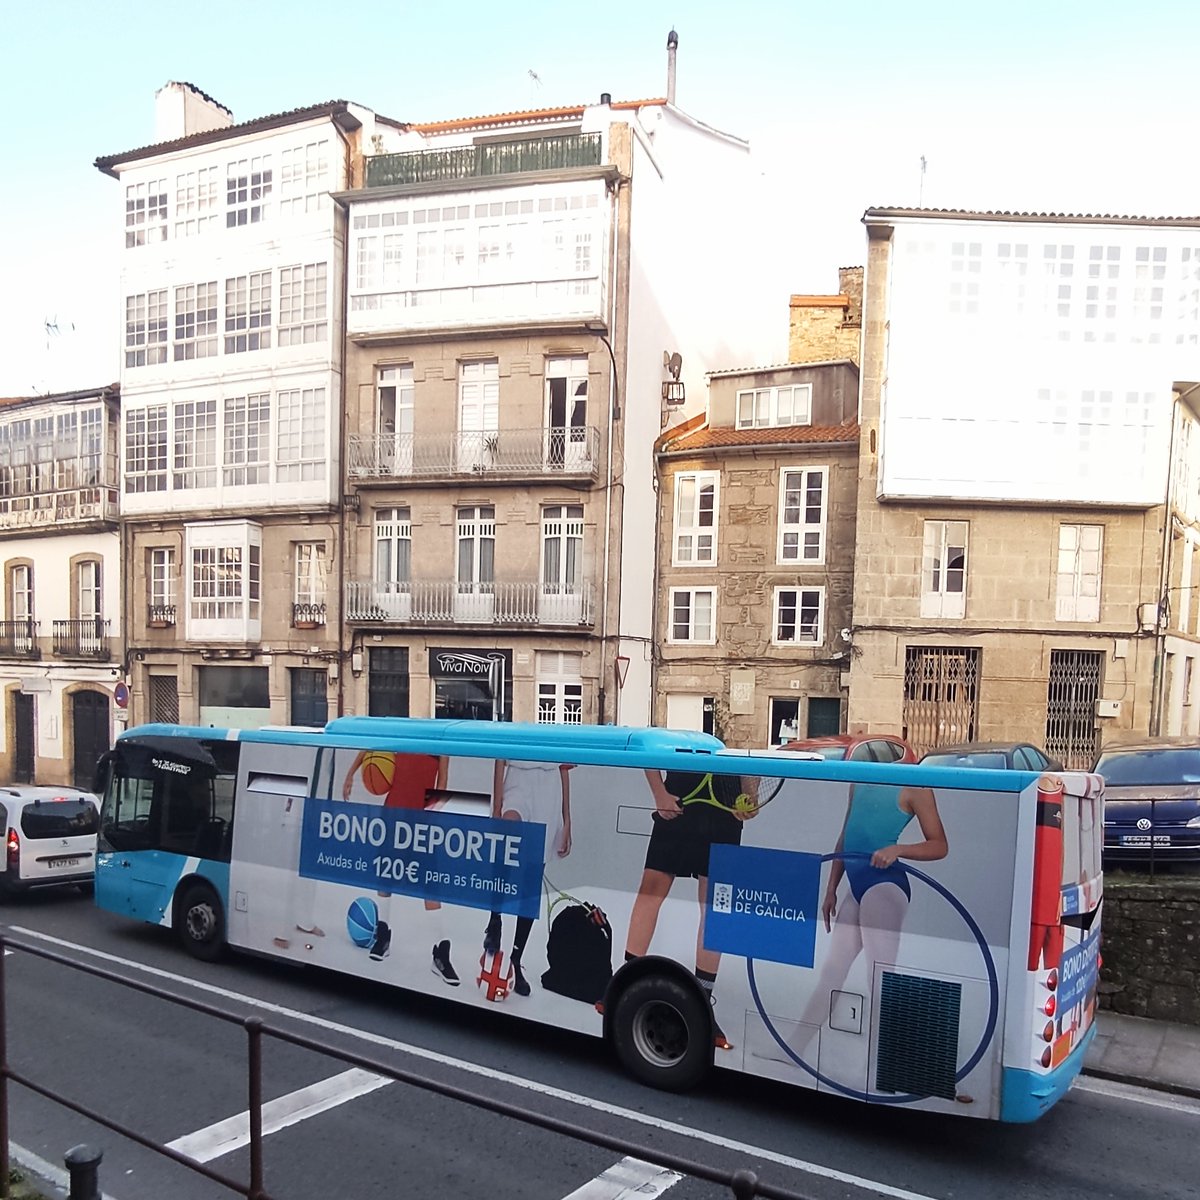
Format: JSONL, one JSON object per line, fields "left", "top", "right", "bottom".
{"left": 560, "top": 1157, "right": 682, "bottom": 1200}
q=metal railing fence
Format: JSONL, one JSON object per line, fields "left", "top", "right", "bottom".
{"left": 0, "top": 928, "right": 819, "bottom": 1200}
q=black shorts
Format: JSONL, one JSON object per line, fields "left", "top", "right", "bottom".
{"left": 643, "top": 803, "right": 743, "bottom": 879}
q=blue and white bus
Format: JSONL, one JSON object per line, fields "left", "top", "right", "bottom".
{"left": 93, "top": 717, "right": 1103, "bottom": 1122}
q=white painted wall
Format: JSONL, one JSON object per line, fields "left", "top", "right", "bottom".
{"left": 881, "top": 216, "right": 1200, "bottom": 504}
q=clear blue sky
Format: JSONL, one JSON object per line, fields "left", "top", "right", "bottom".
{"left": 3, "top": 0, "right": 1198, "bottom": 395}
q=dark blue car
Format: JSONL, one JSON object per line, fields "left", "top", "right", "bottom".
{"left": 1093, "top": 739, "right": 1200, "bottom": 864}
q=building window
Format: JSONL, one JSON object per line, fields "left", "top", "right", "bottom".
{"left": 125, "top": 290, "right": 168, "bottom": 367}
{"left": 279, "top": 140, "right": 329, "bottom": 215}
{"left": 173, "top": 400, "right": 218, "bottom": 490}
{"left": 125, "top": 179, "right": 168, "bottom": 248}
{"left": 545, "top": 356, "right": 589, "bottom": 468}
{"left": 149, "top": 548, "right": 175, "bottom": 611}
{"left": 188, "top": 525, "right": 261, "bottom": 624}
{"left": 921, "top": 520, "right": 968, "bottom": 619}
{"left": 778, "top": 467, "right": 828, "bottom": 564}
{"left": 773, "top": 586, "right": 824, "bottom": 645}
{"left": 673, "top": 471, "right": 719, "bottom": 565}
{"left": 276, "top": 387, "right": 326, "bottom": 482}
{"left": 374, "top": 508, "right": 411, "bottom": 586}
{"left": 377, "top": 365, "right": 414, "bottom": 473}
{"left": 226, "top": 155, "right": 272, "bottom": 227}
{"left": 736, "top": 384, "right": 812, "bottom": 429}
{"left": 11, "top": 564, "right": 33, "bottom": 623}
{"left": 294, "top": 542, "right": 326, "bottom": 606}
{"left": 223, "top": 394, "right": 270, "bottom": 486}
{"left": 175, "top": 166, "right": 219, "bottom": 238}
{"left": 457, "top": 506, "right": 495, "bottom": 590}
{"left": 78, "top": 560, "right": 102, "bottom": 622}
{"left": 537, "top": 651, "right": 583, "bottom": 724}
{"left": 224, "top": 272, "right": 272, "bottom": 353}
{"left": 542, "top": 504, "right": 583, "bottom": 592}
{"left": 458, "top": 359, "right": 499, "bottom": 471}
{"left": 669, "top": 587, "right": 716, "bottom": 644}
{"left": 173, "top": 282, "right": 219, "bottom": 360}
{"left": 902, "top": 646, "right": 980, "bottom": 756}
{"left": 278, "top": 262, "right": 327, "bottom": 345}
{"left": 1056, "top": 524, "right": 1103, "bottom": 622}
{"left": 124, "top": 406, "right": 168, "bottom": 493}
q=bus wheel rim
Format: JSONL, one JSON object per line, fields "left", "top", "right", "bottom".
{"left": 631, "top": 1000, "right": 688, "bottom": 1067}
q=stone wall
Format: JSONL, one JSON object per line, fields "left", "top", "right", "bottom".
{"left": 1097, "top": 874, "right": 1200, "bottom": 1025}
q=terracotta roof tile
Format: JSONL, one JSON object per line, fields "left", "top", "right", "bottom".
{"left": 789, "top": 295, "right": 850, "bottom": 307}
{"left": 661, "top": 422, "right": 860, "bottom": 453}
{"left": 706, "top": 358, "right": 857, "bottom": 379}
{"left": 409, "top": 98, "right": 666, "bottom": 134}
{"left": 866, "top": 206, "right": 1200, "bottom": 226}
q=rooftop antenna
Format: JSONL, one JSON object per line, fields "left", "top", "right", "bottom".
{"left": 919, "top": 155, "right": 927, "bottom": 207}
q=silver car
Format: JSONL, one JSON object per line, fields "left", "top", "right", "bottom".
{"left": 0, "top": 787, "right": 100, "bottom": 897}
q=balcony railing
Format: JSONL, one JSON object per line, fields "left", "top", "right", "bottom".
{"left": 366, "top": 133, "right": 603, "bottom": 188}
{"left": 148, "top": 604, "right": 176, "bottom": 628}
{"left": 0, "top": 620, "right": 38, "bottom": 659}
{"left": 347, "top": 426, "right": 600, "bottom": 482}
{"left": 52, "top": 618, "right": 111, "bottom": 659}
{"left": 346, "top": 580, "right": 595, "bottom": 627}
{"left": 292, "top": 602, "right": 328, "bottom": 628}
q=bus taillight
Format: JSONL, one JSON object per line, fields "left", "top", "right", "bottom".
{"left": 1045, "top": 968, "right": 1058, "bottom": 991}
{"left": 1041, "top": 1047, "right": 1053, "bottom": 1068}
{"left": 1043, "top": 995, "right": 1056, "bottom": 1017}
{"left": 1042, "top": 1020, "right": 1055, "bottom": 1042}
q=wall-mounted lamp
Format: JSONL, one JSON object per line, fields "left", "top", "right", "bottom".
{"left": 662, "top": 350, "right": 685, "bottom": 405}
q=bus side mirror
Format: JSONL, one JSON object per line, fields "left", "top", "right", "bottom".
{"left": 93, "top": 751, "right": 115, "bottom": 798}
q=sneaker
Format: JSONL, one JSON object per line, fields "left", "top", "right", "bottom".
{"left": 368, "top": 921, "right": 391, "bottom": 962}
{"left": 483, "top": 914, "right": 501, "bottom": 955}
{"left": 512, "top": 958, "right": 530, "bottom": 997}
{"left": 432, "top": 939, "right": 460, "bottom": 986}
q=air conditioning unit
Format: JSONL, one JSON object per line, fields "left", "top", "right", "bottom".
{"left": 1095, "top": 699, "right": 1121, "bottom": 719}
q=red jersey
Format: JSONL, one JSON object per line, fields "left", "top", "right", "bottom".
{"left": 385, "top": 753, "right": 442, "bottom": 810}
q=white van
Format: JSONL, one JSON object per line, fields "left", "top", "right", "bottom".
{"left": 0, "top": 787, "right": 100, "bottom": 897}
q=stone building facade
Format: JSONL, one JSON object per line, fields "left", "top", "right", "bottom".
{"left": 788, "top": 266, "right": 863, "bottom": 366}
{"left": 653, "top": 360, "right": 859, "bottom": 747}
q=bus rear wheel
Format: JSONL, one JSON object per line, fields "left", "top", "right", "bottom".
{"left": 178, "top": 883, "right": 225, "bottom": 962}
{"left": 611, "top": 975, "right": 711, "bottom": 1091}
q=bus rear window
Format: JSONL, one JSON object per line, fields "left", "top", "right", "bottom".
{"left": 20, "top": 801, "right": 99, "bottom": 840}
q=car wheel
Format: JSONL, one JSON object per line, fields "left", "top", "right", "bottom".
{"left": 611, "top": 974, "right": 712, "bottom": 1091}
{"left": 178, "top": 882, "right": 225, "bottom": 962}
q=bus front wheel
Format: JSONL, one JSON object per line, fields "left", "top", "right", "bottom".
{"left": 178, "top": 883, "right": 225, "bottom": 962}
{"left": 611, "top": 975, "right": 711, "bottom": 1091}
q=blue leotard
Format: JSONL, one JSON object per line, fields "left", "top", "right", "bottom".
{"left": 841, "top": 782, "right": 915, "bottom": 902}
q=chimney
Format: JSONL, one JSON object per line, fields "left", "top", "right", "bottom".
{"left": 666, "top": 29, "right": 678, "bottom": 105}
{"left": 600, "top": 92, "right": 612, "bottom": 105}
{"left": 154, "top": 81, "right": 233, "bottom": 143}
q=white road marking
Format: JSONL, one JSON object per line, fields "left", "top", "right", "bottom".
{"left": 166, "top": 1067, "right": 391, "bottom": 1162}
{"left": 562, "top": 1157, "right": 681, "bottom": 1200}
{"left": 11, "top": 927, "right": 961, "bottom": 1199}
{"left": 1072, "top": 1074, "right": 1200, "bottom": 1116}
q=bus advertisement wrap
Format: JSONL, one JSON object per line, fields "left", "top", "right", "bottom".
{"left": 299, "top": 797, "right": 545, "bottom": 917}
{"left": 704, "top": 845, "right": 822, "bottom": 967}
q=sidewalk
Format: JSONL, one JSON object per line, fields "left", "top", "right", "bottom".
{"left": 1085, "top": 1010, "right": 1200, "bottom": 1099}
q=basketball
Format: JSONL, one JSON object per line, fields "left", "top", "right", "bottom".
{"left": 346, "top": 897, "right": 378, "bottom": 948}
{"left": 359, "top": 751, "right": 395, "bottom": 796}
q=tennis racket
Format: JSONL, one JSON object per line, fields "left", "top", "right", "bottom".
{"left": 670, "top": 772, "right": 787, "bottom": 816}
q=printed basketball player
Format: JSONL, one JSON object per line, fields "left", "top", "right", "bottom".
{"left": 342, "top": 749, "right": 460, "bottom": 985}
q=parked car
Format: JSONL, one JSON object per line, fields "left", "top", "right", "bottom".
{"left": 0, "top": 787, "right": 100, "bottom": 897}
{"left": 918, "top": 742, "right": 1063, "bottom": 771}
{"left": 774, "top": 733, "right": 918, "bottom": 763}
{"left": 1092, "top": 738, "right": 1200, "bottom": 864}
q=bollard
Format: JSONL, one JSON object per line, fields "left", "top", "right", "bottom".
{"left": 64, "top": 1145, "right": 102, "bottom": 1200}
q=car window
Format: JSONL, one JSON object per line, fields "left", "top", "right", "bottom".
{"left": 847, "top": 742, "right": 874, "bottom": 761}
{"left": 874, "top": 741, "right": 903, "bottom": 763}
{"left": 1014, "top": 747, "right": 1038, "bottom": 770}
{"left": 922, "top": 751, "right": 1008, "bottom": 768}
{"left": 19, "top": 800, "right": 99, "bottom": 840}
{"left": 1094, "top": 748, "right": 1200, "bottom": 785}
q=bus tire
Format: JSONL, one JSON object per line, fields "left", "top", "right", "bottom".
{"left": 178, "top": 882, "right": 225, "bottom": 962}
{"left": 611, "top": 975, "right": 711, "bottom": 1091}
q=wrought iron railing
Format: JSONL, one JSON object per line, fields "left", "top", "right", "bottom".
{"left": 346, "top": 580, "right": 595, "bottom": 627}
{"left": 292, "top": 602, "right": 327, "bottom": 628}
{"left": 147, "top": 604, "right": 176, "bottom": 628}
{"left": 52, "top": 618, "right": 110, "bottom": 659}
{"left": 0, "top": 620, "right": 38, "bottom": 658}
{"left": 366, "top": 133, "right": 603, "bottom": 188}
{"left": 347, "top": 426, "right": 599, "bottom": 481}
{"left": 0, "top": 927, "right": 820, "bottom": 1200}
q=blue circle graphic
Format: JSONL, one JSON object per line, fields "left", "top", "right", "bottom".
{"left": 745, "top": 851, "right": 1000, "bottom": 1105}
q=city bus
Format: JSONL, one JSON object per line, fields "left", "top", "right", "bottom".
{"left": 92, "top": 717, "right": 1103, "bottom": 1123}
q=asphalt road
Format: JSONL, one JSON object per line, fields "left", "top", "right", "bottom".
{"left": 1, "top": 889, "right": 1197, "bottom": 1200}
